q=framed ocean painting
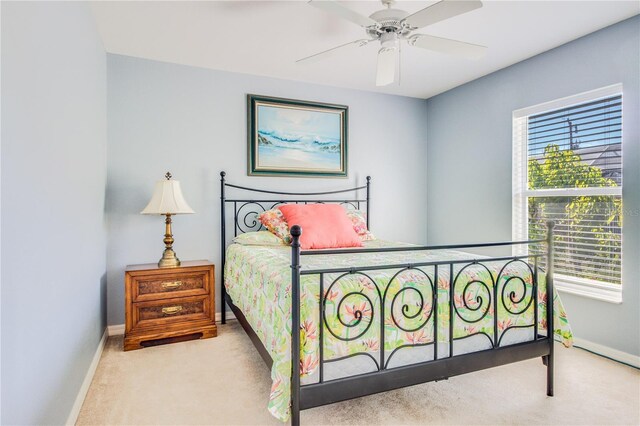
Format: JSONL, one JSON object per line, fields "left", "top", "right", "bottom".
{"left": 247, "top": 94, "right": 348, "bottom": 177}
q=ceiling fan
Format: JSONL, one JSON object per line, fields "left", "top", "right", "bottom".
{"left": 297, "top": 0, "right": 486, "bottom": 86}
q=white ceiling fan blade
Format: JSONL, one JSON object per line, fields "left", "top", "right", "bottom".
{"left": 296, "top": 39, "right": 372, "bottom": 63}
{"left": 410, "top": 34, "right": 486, "bottom": 59}
{"left": 403, "top": 0, "right": 482, "bottom": 29}
{"left": 309, "top": 0, "right": 378, "bottom": 28}
{"left": 398, "top": 41, "right": 402, "bottom": 86}
{"left": 376, "top": 47, "right": 397, "bottom": 87}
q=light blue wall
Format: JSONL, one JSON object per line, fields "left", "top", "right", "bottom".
{"left": 106, "top": 54, "right": 428, "bottom": 325}
{"left": 1, "top": 2, "right": 107, "bottom": 423}
{"left": 425, "top": 16, "right": 639, "bottom": 356}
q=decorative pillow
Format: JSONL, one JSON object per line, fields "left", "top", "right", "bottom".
{"left": 278, "top": 204, "right": 363, "bottom": 250}
{"left": 257, "top": 209, "right": 291, "bottom": 244}
{"left": 345, "top": 210, "right": 376, "bottom": 241}
{"left": 233, "top": 231, "right": 286, "bottom": 246}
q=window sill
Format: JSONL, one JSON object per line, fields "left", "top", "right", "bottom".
{"left": 555, "top": 274, "right": 622, "bottom": 304}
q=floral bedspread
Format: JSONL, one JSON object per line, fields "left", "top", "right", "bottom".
{"left": 224, "top": 240, "right": 573, "bottom": 421}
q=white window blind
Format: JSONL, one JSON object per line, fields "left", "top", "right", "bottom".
{"left": 513, "top": 85, "right": 623, "bottom": 302}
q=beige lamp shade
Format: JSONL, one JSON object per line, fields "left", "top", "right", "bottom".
{"left": 141, "top": 179, "right": 195, "bottom": 215}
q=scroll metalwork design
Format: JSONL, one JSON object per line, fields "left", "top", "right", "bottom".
{"left": 339, "top": 201, "right": 360, "bottom": 211}
{"left": 234, "top": 202, "right": 267, "bottom": 234}
{"left": 385, "top": 268, "right": 434, "bottom": 333}
{"left": 495, "top": 259, "right": 537, "bottom": 346}
{"left": 383, "top": 267, "right": 436, "bottom": 368}
{"left": 231, "top": 198, "right": 366, "bottom": 242}
{"left": 322, "top": 272, "right": 381, "bottom": 342}
{"left": 498, "top": 259, "right": 535, "bottom": 316}
{"left": 452, "top": 263, "right": 494, "bottom": 325}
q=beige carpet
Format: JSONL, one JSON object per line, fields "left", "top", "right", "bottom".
{"left": 77, "top": 321, "right": 639, "bottom": 425}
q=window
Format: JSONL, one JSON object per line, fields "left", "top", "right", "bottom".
{"left": 513, "top": 85, "right": 623, "bottom": 303}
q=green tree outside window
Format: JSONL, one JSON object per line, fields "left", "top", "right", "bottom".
{"left": 528, "top": 144, "right": 622, "bottom": 284}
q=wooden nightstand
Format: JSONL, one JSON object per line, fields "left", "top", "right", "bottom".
{"left": 124, "top": 260, "right": 217, "bottom": 351}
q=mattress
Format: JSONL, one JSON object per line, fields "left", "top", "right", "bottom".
{"left": 224, "top": 239, "right": 573, "bottom": 421}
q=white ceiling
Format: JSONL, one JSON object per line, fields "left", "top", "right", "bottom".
{"left": 90, "top": 1, "right": 639, "bottom": 99}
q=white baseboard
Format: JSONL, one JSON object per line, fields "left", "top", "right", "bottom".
{"left": 106, "top": 312, "right": 235, "bottom": 338}
{"left": 107, "top": 324, "right": 125, "bottom": 336}
{"left": 573, "top": 337, "right": 640, "bottom": 368}
{"left": 65, "top": 328, "right": 108, "bottom": 425}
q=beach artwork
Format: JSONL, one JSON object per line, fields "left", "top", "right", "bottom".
{"left": 248, "top": 95, "right": 347, "bottom": 177}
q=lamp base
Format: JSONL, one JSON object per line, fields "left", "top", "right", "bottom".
{"left": 158, "top": 248, "right": 181, "bottom": 268}
{"left": 157, "top": 213, "right": 181, "bottom": 268}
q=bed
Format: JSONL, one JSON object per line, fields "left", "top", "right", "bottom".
{"left": 219, "top": 172, "right": 573, "bottom": 425}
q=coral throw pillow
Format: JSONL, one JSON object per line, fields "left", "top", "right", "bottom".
{"left": 278, "top": 204, "right": 363, "bottom": 250}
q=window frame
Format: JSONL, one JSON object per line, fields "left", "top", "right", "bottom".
{"left": 512, "top": 84, "right": 623, "bottom": 304}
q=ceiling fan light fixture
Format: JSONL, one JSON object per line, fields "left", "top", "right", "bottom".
{"left": 380, "top": 31, "right": 399, "bottom": 49}
{"left": 376, "top": 46, "right": 397, "bottom": 87}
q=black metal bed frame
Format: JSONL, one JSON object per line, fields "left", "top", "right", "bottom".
{"left": 219, "top": 172, "right": 555, "bottom": 426}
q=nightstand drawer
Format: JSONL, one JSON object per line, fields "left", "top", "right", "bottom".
{"left": 131, "top": 295, "right": 211, "bottom": 330}
{"left": 130, "top": 270, "right": 210, "bottom": 302}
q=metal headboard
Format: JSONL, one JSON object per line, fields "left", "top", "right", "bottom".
{"left": 219, "top": 171, "right": 371, "bottom": 323}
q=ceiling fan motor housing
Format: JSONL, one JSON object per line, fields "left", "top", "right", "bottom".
{"left": 367, "top": 8, "right": 412, "bottom": 38}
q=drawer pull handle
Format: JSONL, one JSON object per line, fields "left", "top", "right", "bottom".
{"left": 162, "top": 306, "right": 183, "bottom": 315}
{"left": 161, "top": 281, "right": 183, "bottom": 289}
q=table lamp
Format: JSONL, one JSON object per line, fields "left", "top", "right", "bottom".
{"left": 141, "top": 172, "right": 194, "bottom": 268}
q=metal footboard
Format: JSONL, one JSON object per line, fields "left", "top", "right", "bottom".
{"left": 289, "top": 223, "right": 555, "bottom": 426}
